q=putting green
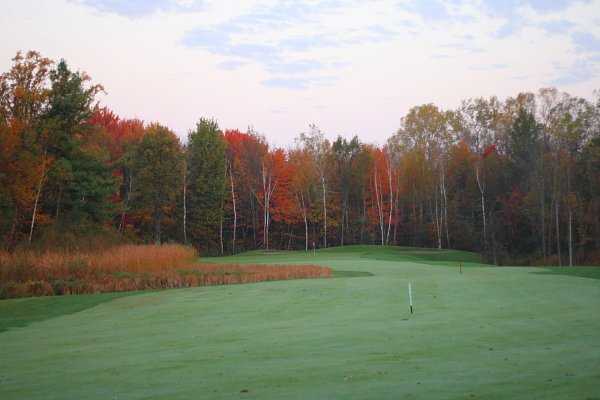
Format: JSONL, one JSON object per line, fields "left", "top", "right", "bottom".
{"left": 1, "top": 245, "right": 599, "bottom": 399}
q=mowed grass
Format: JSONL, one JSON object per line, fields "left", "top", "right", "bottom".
{"left": 1, "top": 245, "right": 600, "bottom": 399}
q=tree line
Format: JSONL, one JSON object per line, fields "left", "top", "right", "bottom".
{"left": 1, "top": 51, "right": 599, "bottom": 264}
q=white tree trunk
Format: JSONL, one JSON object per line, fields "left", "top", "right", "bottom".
{"left": 386, "top": 158, "right": 393, "bottom": 245}
{"left": 374, "top": 168, "right": 385, "bottom": 246}
{"left": 229, "top": 163, "right": 237, "bottom": 254}
{"left": 434, "top": 188, "right": 441, "bottom": 249}
{"left": 555, "top": 198, "right": 562, "bottom": 266}
{"left": 301, "top": 191, "right": 308, "bottom": 252}
{"left": 321, "top": 174, "right": 327, "bottom": 248}
{"left": 567, "top": 163, "right": 573, "bottom": 267}
{"left": 475, "top": 164, "right": 486, "bottom": 250}
{"left": 568, "top": 208, "right": 573, "bottom": 267}
{"left": 262, "top": 163, "right": 268, "bottom": 249}
{"left": 29, "top": 150, "right": 48, "bottom": 244}
{"left": 219, "top": 212, "right": 224, "bottom": 255}
{"left": 183, "top": 162, "right": 187, "bottom": 243}
{"left": 261, "top": 162, "right": 277, "bottom": 250}
{"left": 441, "top": 165, "right": 450, "bottom": 248}
{"left": 340, "top": 200, "right": 345, "bottom": 246}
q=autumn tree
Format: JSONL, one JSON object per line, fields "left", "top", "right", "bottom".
{"left": 267, "top": 149, "right": 297, "bottom": 249}
{"left": 366, "top": 146, "right": 396, "bottom": 246}
{"left": 458, "top": 98, "right": 497, "bottom": 254}
{"left": 0, "top": 51, "right": 52, "bottom": 246}
{"left": 391, "top": 104, "right": 453, "bottom": 249}
{"left": 296, "top": 125, "right": 330, "bottom": 248}
{"left": 4, "top": 51, "right": 600, "bottom": 264}
{"left": 549, "top": 95, "right": 594, "bottom": 266}
{"left": 288, "top": 147, "right": 316, "bottom": 251}
{"left": 88, "top": 108, "right": 145, "bottom": 233}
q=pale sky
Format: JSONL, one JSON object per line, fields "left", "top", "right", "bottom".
{"left": 2, "top": 0, "right": 600, "bottom": 146}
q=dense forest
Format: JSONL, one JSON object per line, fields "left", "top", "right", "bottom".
{"left": 1, "top": 51, "right": 599, "bottom": 264}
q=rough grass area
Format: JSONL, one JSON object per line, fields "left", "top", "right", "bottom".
{"left": 0, "top": 245, "right": 331, "bottom": 298}
{"left": 1, "top": 245, "right": 599, "bottom": 399}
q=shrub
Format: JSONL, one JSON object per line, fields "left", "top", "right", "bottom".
{"left": 0, "top": 245, "right": 331, "bottom": 298}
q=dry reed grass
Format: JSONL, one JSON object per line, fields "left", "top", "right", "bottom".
{"left": 0, "top": 245, "right": 331, "bottom": 298}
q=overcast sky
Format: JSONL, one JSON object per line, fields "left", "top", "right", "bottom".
{"left": 2, "top": 0, "right": 600, "bottom": 146}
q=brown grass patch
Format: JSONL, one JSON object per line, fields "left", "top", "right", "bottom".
{"left": 0, "top": 245, "right": 331, "bottom": 299}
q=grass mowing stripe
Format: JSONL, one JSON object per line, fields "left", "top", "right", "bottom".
{"left": 0, "top": 291, "right": 141, "bottom": 333}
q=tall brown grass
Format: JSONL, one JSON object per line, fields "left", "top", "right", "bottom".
{"left": 0, "top": 245, "right": 331, "bottom": 299}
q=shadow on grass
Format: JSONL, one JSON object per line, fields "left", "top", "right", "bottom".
{"left": 352, "top": 246, "right": 486, "bottom": 266}
{"left": 531, "top": 267, "right": 600, "bottom": 281}
{"left": 332, "top": 270, "right": 374, "bottom": 278}
{"left": 0, "top": 291, "right": 142, "bottom": 333}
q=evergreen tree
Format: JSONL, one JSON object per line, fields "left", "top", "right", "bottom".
{"left": 186, "top": 118, "right": 226, "bottom": 253}
{"left": 131, "top": 123, "right": 182, "bottom": 244}
{"left": 43, "top": 59, "right": 111, "bottom": 228}
{"left": 503, "top": 107, "right": 541, "bottom": 257}
{"left": 507, "top": 107, "right": 540, "bottom": 192}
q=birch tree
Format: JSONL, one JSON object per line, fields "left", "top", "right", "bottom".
{"left": 296, "top": 124, "right": 330, "bottom": 248}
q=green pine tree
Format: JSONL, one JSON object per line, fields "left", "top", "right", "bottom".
{"left": 186, "top": 118, "right": 226, "bottom": 253}
{"left": 131, "top": 124, "right": 183, "bottom": 244}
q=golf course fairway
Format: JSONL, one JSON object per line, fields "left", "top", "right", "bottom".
{"left": 1, "top": 245, "right": 599, "bottom": 399}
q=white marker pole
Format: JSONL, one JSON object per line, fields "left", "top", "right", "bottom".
{"left": 408, "top": 282, "right": 414, "bottom": 314}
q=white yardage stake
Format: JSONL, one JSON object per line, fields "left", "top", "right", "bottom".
{"left": 408, "top": 282, "right": 414, "bottom": 314}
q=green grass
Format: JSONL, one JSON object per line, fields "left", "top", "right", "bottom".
{"left": 0, "top": 291, "right": 140, "bottom": 333}
{"left": 1, "top": 245, "right": 600, "bottom": 399}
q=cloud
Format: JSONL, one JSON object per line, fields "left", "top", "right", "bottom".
{"left": 365, "top": 25, "right": 400, "bottom": 41}
{"left": 217, "top": 60, "right": 246, "bottom": 71}
{"left": 263, "top": 78, "right": 311, "bottom": 90}
{"left": 181, "top": 2, "right": 346, "bottom": 57}
{"left": 482, "top": 0, "right": 578, "bottom": 38}
{"left": 279, "top": 34, "right": 339, "bottom": 51}
{"left": 227, "top": 43, "right": 280, "bottom": 62}
{"left": 439, "top": 39, "right": 483, "bottom": 54}
{"left": 181, "top": 27, "right": 232, "bottom": 53}
{"left": 481, "top": 0, "right": 519, "bottom": 16}
{"left": 266, "top": 60, "right": 325, "bottom": 74}
{"left": 551, "top": 58, "right": 597, "bottom": 85}
{"left": 526, "top": 0, "right": 575, "bottom": 13}
{"left": 432, "top": 54, "right": 452, "bottom": 59}
{"left": 181, "top": 1, "right": 400, "bottom": 89}
{"left": 469, "top": 63, "right": 509, "bottom": 71}
{"left": 77, "top": 0, "right": 203, "bottom": 17}
{"left": 400, "top": 0, "right": 573, "bottom": 38}
{"left": 404, "top": 0, "right": 450, "bottom": 21}
{"left": 539, "top": 20, "right": 575, "bottom": 35}
{"left": 476, "top": 0, "right": 521, "bottom": 38}
{"left": 262, "top": 76, "right": 336, "bottom": 90}
{"left": 179, "top": 0, "right": 599, "bottom": 91}
{"left": 223, "top": 0, "right": 346, "bottom": 34}
{"left": 572, "top": 32, "right": 600, "bottom": 53}
{"left": 482, "top": 0, "right": 574, "bottom": 16}
{"left": 495, "top": 19, "right": 521, "bottom": 38}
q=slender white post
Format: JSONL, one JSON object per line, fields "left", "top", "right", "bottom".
{"left": 408, "top": 282, "right": 414, "bottom": 314}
